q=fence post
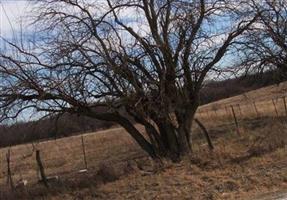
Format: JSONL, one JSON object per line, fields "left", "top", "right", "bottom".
{"left": 6, "top": 148, "right": 14, "bottom": 190}
{"left": 272, "top": 99, "right": 279, "bottom": 117}
{"left": 231, "top": 105, "right": 241, "bottom": 136}
{"left": 253, "top": 101, "right": 259, "bottom": 118}
{"left": 214, "top": 109, "right": 218, "bottom": 118}
{"left": 283, "top": 97, "right": 287, "bottom": 117}
{"left": 81, "top": 135, "right": 88, "bottom": 169}
{"left": 36, "top": 150, "right": 49, "bottom": 188}
{"left": 237, "top": 104, "right": 243, "bottom": 117}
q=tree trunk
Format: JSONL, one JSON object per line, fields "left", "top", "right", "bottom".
{"left": 177, "top": 125, "right": 192, "bottom": 156}
{"left": 86, "top": 110, "right": 195, "bottom": 162}
{"left": 144, "top": 124, "right": 167, "bottom": 157}
{"left": 155, "top": 120, "right": 181, "bottom": 161}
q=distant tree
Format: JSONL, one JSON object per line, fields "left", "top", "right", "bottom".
{"left": 0, "top": 0, "right": 257, "bottom": 161}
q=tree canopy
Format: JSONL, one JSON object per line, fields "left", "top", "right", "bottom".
{"left": 0, "top": 0, "right": 263, "bottom": 161}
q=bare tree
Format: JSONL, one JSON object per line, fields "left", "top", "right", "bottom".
{"left": 0, "top": 0, "right": 257, "bottom": 161}
{"left": 238, "top": 0, "right": 287, "bottom": 78}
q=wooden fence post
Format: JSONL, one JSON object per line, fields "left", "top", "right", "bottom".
{"left": 283, "top": 97, "right": 287, "bottom": 117}
{"left": 214, "top": 109, "right": 218, "bottom": 118}
{"left": 81, "top": 135, "right": 88, "bottom": 169}
{"left": 253, "top": 101, "right": 259, "bottom": 118}
{"left": 237, "top": 104, "right": 243, "bottom": 117}
{"left": 6, "top": 148, "right": 14, "bottom": 190}
{"left": 231, "top": 105, "right": 241, "bottom": 136}
{"left": 272, "top": 99, "right": 279, "bottom": 117}
{"left": 36, "top": 150, "right": 49, "bottom": 188}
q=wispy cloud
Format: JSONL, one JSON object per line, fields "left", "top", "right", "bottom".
{"left": 0, "top": 0, "right": 30, "bottom": 38}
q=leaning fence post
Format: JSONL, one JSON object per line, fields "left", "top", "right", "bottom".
{"left": 81, "top": 135, "right": 88, "bottom": 169}
{"left": 272, "top": 99, "right": 279, "bottom": 117}
{"left": 36, "top": 150, "right": 49, "bottom": 188}
{"left": 231, "top": 105, "right": 241, "bottom": 136}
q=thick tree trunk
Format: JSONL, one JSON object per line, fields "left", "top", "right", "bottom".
{"left": 144, "top": 124, "right": 167, "bottom": 157}
{"left": 177, "top": 125, "right": 192, "bottom": 156}
{"left": 171, "top": 106, "right": 196, "bottom": 159}
{"left": 156, "top": 121, "right": 181, "bottom": 161}
{"left": 153, "top": 117, "right": 193, "bottom": 161}
{"left": 86, "top": 109, "right": 195, "bottom": 162}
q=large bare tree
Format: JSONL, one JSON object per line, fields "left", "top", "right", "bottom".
{"left": 0, "top": 0, "right": 257, "bottom": 161}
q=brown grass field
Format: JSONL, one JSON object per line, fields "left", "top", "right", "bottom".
{"left": 1, "top": 82, "right": 287, "bottom": 199}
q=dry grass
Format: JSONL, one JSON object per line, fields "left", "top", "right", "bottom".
{"left": 0, "top": 82, "right": 287, "bottom": 199}
{"left": 197, "top": 81, "right": 287, "bottom": 121}
{"left": 62, "top": 118, "right": 287, "bottom": 200}
{"left": 201, "top": 81, "right": 287, "bottom": 109}
{"left": 0, "top": 117, "right": 286, "bottom": 200}
{"left": 0, "top": 127, "right": 145, "bottom": 187}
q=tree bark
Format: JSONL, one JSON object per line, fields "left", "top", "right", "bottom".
{"left": 177, "top": 125, "right": 192, "bottom": 156}
{"left": 157, "top": 121, "right": 181, "bottom": 161}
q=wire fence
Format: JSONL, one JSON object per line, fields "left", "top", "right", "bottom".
{"left": 196, "top": 95, "right": 287, "bottom": 134}
{"left": 0, "top": 95, "right": 286, "bottom": 188}
{"left": 0, "top": 128, "right": 145, "bottom": 188}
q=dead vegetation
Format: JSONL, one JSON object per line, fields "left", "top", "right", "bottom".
{"left": 0, "top": 114, "right": 286, "bottom": 199}
{"left": 1, "top": 82, "right": 287, "bottom": 199}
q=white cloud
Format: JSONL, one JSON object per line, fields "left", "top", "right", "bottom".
{"left": 0, "top": 0, "right": 30, "bottom": 38}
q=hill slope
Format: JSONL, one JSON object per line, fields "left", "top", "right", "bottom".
{"left": 198, "top": 81, "right": 287, "bottom": 121}
{"left": 1, "top": 82, "right": 287, "bottom": 199}
{"left": 201, "top": 81, "right": 287, "bottom": 109}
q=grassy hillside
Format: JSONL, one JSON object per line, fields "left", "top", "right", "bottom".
{"left": 197, "top": 81, "right": 287, "bottom": 124}
{"left": 201, "top": 81, "right": 287, "bottom": 109}
{"left": 0, "top": 82, "right": 287, "bottom": 199}
{"left": 199, "top": 69, "right": 286, "bottom": 104}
